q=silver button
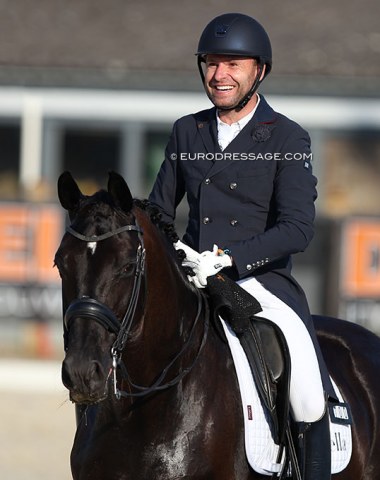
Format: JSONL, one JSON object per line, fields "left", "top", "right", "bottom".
{"left": 230, "top": 219, "right": 238, "bottom": 226}
{"left": 202, "top": 217, "right": 211, "bottom": 224}
{"left": 246, "top": 264, "right": 252, "bottom": 271}
{"left": 205, "top": 178, "right": 211, "bottom": 185}
{"left": 229, "top": 182, "right": 237, "bottom": 190}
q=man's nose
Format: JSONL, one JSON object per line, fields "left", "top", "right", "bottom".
{"left": 212, "top": 63, "right": 228, "bottom": 81}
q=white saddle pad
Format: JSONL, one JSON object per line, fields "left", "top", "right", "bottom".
{"left": 220, "top": 318, "right": 352, "bottom": 476}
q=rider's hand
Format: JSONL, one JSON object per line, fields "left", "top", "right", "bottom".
{"left": 174, "top": 240, "right": 203, "bottom": 286}
{"left": 174, "top": 240, "right": 201, "bottom": 267}
{"left": 176, "top": 243, "right": 232, "bottom": 288}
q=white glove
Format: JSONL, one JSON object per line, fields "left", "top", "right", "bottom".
{"left": 193, "top": 244, "right": 232, "bottom": 287}
{"left": 174, "top": 240, "right": 201, "bottom": 267}
{"left": 175, "top": 241, "right": 232, "bottom": 288}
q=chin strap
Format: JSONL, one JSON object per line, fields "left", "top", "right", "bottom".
{"left": 234, "top": 63, "right": 264, "bottom": 110}
{"left": 197, "top": 56, "right": 264, "bottom": 112}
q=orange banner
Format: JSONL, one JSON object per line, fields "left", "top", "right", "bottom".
{"left": 0, "top": 203, "right": 63, "bottom": 284}
{"left": 341, "top": 219, "right": 380, "bottom": 297}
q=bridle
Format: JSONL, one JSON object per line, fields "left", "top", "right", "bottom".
{"left": 63, "top": 221, "right": 145, "bottom": 354}
{"left": 63, "top": 217, "right": 209, "bottom": 399}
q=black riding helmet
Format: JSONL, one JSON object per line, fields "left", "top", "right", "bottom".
{"left": 196, "top": 13, "right": 272, "bottom": 110}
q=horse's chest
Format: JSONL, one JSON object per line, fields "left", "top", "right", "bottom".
{"left": 73, "top": 403, "right": 209, "bottom": 479}
{"left": 141, "top": 433, "right": 193, "bottom": 478}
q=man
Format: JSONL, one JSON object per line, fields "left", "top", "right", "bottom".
{"left": 149, "top": 13, "right": 331, "bottom": 480}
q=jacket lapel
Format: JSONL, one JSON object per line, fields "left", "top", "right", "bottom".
{"left": 205, "top": 95, "right": 278, "bottom": 178}
{"left": 193, "top": 108, "right": 222, "bottom": 177}
{"left": 196, "top": 107, "right": 220, "bottom": 153}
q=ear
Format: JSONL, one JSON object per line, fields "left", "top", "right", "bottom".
{"left": 57, "top": 172, "right": 83, "bottom": 211}
{"left": 107, "top": 171, "right": 133, "bottom": 213}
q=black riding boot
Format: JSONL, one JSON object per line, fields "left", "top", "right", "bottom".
{"left": 295, "top": 408, "right": 331, "bottom": 480}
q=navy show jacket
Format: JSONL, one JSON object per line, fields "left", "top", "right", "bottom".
{"left": 149, "top": 95, "right": 317, "bottom": 323}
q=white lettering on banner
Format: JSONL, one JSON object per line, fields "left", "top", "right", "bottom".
{"left": 0, "top": 285, "right": 62, "bottom": 319}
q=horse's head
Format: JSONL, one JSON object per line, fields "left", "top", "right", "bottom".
{"left": 56, "top": 172, "right": 198, "bottom": 406}
{"left": 56, "top": 172, "right": 150, "bottom": 404}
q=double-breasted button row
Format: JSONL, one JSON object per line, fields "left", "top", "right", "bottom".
{"left": 202, "top": 217, "right": 238, "bottom": 226}
{"left": 203, "top": 179, "right": 238, "bottom": 190}
{"left": 246, "top": 258, "right": 270, "bottom": 271}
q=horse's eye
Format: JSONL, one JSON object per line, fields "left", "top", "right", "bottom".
{"left": 120, "top": 262, "right": 136, "bottom": 277}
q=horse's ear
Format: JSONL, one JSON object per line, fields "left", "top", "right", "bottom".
{"left": 108, "top": 171, "right": 133, "bottom": 213}
{"left": 57, "top": 172, "right": 83, "bottom": 212}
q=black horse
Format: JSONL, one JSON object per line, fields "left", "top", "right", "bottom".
{"left": 56, "top": 172, "right": 380, "bottom": 480}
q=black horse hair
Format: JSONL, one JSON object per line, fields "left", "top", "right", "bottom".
{"left": 133, "top": 199, "right": 188, "bottom": 266}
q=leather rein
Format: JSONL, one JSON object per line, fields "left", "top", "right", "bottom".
{"left": 63, "top": 218, "right": 209, "bottom": 399}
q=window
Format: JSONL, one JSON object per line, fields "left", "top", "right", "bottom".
{"left": 0, "top": 124, "right": 21, "bottom": 199}
{"left": 144, "top": 130, "right": 170, "bottom": 192}
{"left": 321, "top": 130, "right": 380, "bottom": 217}
{"left": 62, "top": 127, "right": 121, "bottom": 193}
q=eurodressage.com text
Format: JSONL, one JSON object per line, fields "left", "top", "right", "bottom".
{"left": 172, "top": 152, "right": 313, "bottom": 161}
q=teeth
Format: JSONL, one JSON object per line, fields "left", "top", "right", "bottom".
{"left": 216, "top": 86, "right": 234, "bottom": 91}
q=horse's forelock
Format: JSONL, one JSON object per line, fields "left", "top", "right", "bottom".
{"left": 72, "top": 189, "right": 134, "bottom": 231}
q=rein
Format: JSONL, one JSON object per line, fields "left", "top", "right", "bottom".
{"left": 64, "top": 217, "right": 209, "bottom": 399}
{"left": 112, "top": 290, "right": 209, "bottom": 399}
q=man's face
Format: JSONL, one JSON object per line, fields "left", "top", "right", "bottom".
{"left": 203, "top": 54, "right": 259, "bottom": 109}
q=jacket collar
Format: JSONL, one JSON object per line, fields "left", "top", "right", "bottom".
{"left": 195, "top": 95, "right": 277, "bottom": 177}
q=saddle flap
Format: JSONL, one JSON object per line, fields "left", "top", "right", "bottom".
{"left": 206, "top": 274, "right": 291, "bottom": 445}
{"left": 240, "top": 316, "right": 291, "bottom": 445}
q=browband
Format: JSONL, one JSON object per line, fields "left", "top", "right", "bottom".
{"left": 66, "top": 224, "right": 142, "bottom": 243}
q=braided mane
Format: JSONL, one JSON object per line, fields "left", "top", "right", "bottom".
{"left": 133, "top": 199, "right": 187, "bottom": 264}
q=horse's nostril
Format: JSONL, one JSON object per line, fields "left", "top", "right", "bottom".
{"left": 88, "top": 361, "right": 107, "bottom": 390}
{"left": 62, "top": 357, "right": 74, "bottom": 389}
{"left": 88, "top": 359, "right": 103, "bottom": 376}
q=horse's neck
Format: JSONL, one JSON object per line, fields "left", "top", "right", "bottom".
{"left": 145, "top": 252, "right": 199, "bottom": 339}
{"left": 120, "top": 217, "right": 200, "bottom": 385}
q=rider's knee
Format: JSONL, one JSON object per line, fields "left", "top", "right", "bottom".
{"left": 291, "top": 392, "right": 326, "bottom": 423}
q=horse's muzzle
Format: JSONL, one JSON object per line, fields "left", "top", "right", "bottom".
{"left": 62, "top": 355, "right": 111, "bottom": 405}
{"left": 62, "top": 297, "right": 119, "bottom": 404}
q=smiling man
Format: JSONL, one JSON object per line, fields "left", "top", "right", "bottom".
{"left": 204, "top": 55, "right": 265, "bottom": 120}
{"left": 149, "top": 13, "right": 332, "bottom": 480}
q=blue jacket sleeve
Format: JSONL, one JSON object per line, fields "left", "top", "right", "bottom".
{"left": 226, "top": 129, "right": 317, "bottom": 278}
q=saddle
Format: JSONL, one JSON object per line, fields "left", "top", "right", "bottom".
{"left": 207, "top": 273, "right": 291, "bottom": 445}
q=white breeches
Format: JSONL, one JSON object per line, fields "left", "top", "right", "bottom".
{"left": 237, "top": 277, "right": 326, "bottom": 423}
